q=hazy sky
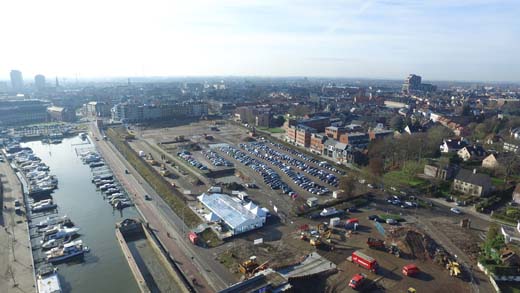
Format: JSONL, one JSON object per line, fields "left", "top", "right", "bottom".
{"left": 1, "top": 0, "right": 519, "bottom": 81}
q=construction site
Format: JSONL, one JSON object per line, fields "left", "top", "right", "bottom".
{"left": 108, "top": 120, "right": 484, "bottom": 292}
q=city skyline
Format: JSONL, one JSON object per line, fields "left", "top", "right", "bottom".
{"left": 1, "top": 0, "right": 519, "bottom": 82}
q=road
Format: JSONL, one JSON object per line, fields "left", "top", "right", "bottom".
{"left": 0, "top": 157, "right": 35, "bottom": 293}
{"left": 90, "top": 124, "right": 237, "bottom": 292}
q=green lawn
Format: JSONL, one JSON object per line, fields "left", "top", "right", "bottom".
{"left": 491, "top": 177, "right": 506, "bottom": 186}
{"left": 383, "top": 170, "right": 427, "bottom": 188}
{"left": 258, "top": 127, "right": 285, "bottom": 134}
{"left": 379, "top": 214, "right": 405, "bottom": 221}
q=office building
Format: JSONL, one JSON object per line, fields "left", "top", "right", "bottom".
{"left": 10, "top": 70, "right": 24, "bottom": 91}
{"left": 34, "top": 75, "right": 46, "bottom": 90}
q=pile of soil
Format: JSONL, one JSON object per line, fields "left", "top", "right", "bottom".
{"left": 386, "top": 227, "right": 439, "bottom": 261}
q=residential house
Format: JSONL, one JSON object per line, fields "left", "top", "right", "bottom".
{"left": 440, "top": 138, "right": 468, "bottom": 153}
{"left": 482, "top": 154, "right": 500, "bottom": 170}
{"left": 457, "top": 145, "right": 486, "bottom": 161}
{"left": 453, "top": 169, "right": 492, "bottom": 197}
{"left": 423, "top": 164, "right": 456, "bottom": 180}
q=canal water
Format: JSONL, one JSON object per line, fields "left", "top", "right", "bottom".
{"left": 23, "top": 137, "right": 140, "bottom": 293}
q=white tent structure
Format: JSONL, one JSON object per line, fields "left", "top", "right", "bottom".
{"left": 198, "top": 193, "right": 264, "bottom": 235}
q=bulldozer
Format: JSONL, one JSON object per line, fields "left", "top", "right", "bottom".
{"left": 239, "top": 256, "right": 259, "bottom": 275}
{"left": 238, "top": 256, "right": 269, "bottom": 278}
{"left": 446, "top": 260, "right": 461, "bottom": 277}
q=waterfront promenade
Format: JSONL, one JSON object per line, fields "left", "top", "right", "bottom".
{"left": 0, "top": 157, "right": 35, "bottom": 293}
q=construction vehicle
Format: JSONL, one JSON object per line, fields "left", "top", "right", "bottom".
{"left": 310, "top": 237, "right": 321, "bottom": 247}
{"left": 238, "top": 256, "right": 269, "bottom": 278}
{"left": 239, "top": 256, "right": 259, "bottom": 275}
{"left": 388, "top": 244, "right": 401, "bottom": 258}
{"left": 366, "top": 237, "right": 400, "bottom": 257}
{"left": 446, "top": 260, "right": 461, "bottom": 277}
{"left": 367, "top": 237, "right": 386, "bottom": 249}
{"left": 407, "top": 288, "right": 417, "bottom": 293}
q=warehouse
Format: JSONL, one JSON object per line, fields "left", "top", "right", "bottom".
{"left": 198, "top": 193, "right": 265, "bottom": 235}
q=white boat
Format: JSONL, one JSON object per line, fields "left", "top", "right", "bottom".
{"left": 37, "top": 216, "right": 71, "bottom": 229}
{"left": 44, "top": 227, "right": 80, "bottom": 241}
{"left": 32, "top": 203, "right": 58, "bottom": 212}
{"left": 42, "top": 236, "right": 73, "bottom": 250}
{"left": 36, "top": 264, "right": 62, "bottom": 293}
{"left": 32, "top": 199, "right": 53, "bottom": 208}
{"left": 46, "top": 240, "right": 88, "bottom": 263}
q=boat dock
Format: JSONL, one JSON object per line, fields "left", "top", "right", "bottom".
{"left": 0, "top": 154, "right": 37, "bottom": 293}
{"left": 116, "top": 218, "right": 193, "bottom": 293}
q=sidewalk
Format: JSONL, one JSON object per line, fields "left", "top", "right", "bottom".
{"left": 0, "top": 160, "right": 35, "bottom": 293}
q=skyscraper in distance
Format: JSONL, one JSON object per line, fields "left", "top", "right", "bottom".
{"left": 35, "top": 74, "right": 46, "bottom": 90}
{"left": 10, "top": 70, "right": 24, "bottom": 91}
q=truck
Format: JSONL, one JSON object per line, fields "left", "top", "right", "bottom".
{"left": 349, "top": 250, "right": 378, "bottom": 273}
{"left": 188, "top": 231, "right": 198, "bottom": 245}
{"left": 402, "top": 264, "right": 420, "bottom": 276}
{"left": 348, "top": 273, "right": 366, "bottom": 290}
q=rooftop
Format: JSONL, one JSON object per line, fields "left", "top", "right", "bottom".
{"left": 198, "top": 193, "right": 262, "bottom": 229}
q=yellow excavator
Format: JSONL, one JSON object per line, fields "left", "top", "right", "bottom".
{"left": 446, "top": 260, "right": 461, "bottom": 277}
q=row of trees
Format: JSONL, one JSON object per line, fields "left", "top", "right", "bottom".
{"left": 366, "top": 125, "right": 453, "bottom": 176}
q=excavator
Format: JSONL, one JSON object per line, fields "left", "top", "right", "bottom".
{"left": 446, "top": 260, "right": 461, "bottom": 277}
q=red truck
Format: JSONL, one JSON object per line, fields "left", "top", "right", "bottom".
{"left": 402, "top": 264, "right": 420, "bottom": 276}
{"left": 348, "top": 273, "right": 366, "bottom": 290}
{"left": 350, "top": 250, "right": 378, "bottom": 272}
{"left": 188, "top": 231, "right": 198, "bottom": 245}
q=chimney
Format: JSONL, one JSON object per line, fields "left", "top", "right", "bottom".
{"left": 473, "top": 169, "right": 477, "bottom": 174}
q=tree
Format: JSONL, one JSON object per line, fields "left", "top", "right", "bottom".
{"left": 368, "top": 156, "right": 384, "bottom": 177}
{"left": 389, "top": 116, "right": 405, "bottom": 132}
{"left": 339, "top": 174, "right": 357, "bottom": 198}
{"left": 288, "top": 104, "right": 311, "bottom": 117}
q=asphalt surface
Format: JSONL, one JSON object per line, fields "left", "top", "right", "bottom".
{"left": 90, "top": 123, "right": 237, "bottom": 292}
{"left": 0, "top": 157, "right": 35, "bottom": 293}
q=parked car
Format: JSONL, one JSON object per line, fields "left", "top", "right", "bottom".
{"left": 450, "top": 207, "right": 462, "bottom": 214}
{"left": 386, "top": 218, "right": 398, "bottom": 225}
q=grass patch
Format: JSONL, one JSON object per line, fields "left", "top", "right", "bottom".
{"left": 258, "top": 127, "right": 285, "bottom": 134}
{"left": 217, "top": 250, "right": 236, "bottom": 270}
{"left": 492, "top": 177, "right": 506, "bottom": 186}
{"left": 106, "top": 127, "right": 204, "bottom": 229}
{"left": 198, "top": 228, "right": 223, "bottom": 248}
{"left": 379, "top": 214, "right": 405, "bottom": 222}
{"left": 384, "top": 170, "right": 427, "bottom": 188}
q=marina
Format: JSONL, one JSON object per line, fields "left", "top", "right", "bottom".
{"left": 5, "top": 135, "right": 141, "bottom": 293}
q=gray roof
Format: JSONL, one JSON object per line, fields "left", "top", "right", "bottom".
{"left": 455, "top": 169, "right": 492, "bottom": 187}
{"left": 198, "top": 193, "right": 263, "bottom": 229}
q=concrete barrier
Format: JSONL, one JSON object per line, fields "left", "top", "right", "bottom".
{"left": 115, "top": 228, "right": 150, "bottom": 293}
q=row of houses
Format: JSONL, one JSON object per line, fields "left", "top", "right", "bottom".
{"left": 283, "top": 117, "right": 393, "bottom": 165}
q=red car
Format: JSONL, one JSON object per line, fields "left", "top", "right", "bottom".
{"left": 348, "top": 273, "right": 366, "bottom": 289}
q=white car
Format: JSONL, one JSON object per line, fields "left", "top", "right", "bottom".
{"left": 450, "top": 207, "right": 462, "bottom": 214}
{"left": 386, "top": 218, "right": 398, "bottom": 225}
